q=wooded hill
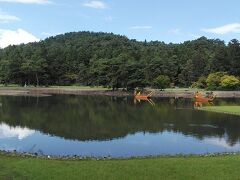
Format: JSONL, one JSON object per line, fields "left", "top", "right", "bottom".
{"left": 0, "top": 31, "right": 239, "bottom": 90}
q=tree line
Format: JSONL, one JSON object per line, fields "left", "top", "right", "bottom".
{"left": 0, "top": 31, "right": 239, "bottom": 90}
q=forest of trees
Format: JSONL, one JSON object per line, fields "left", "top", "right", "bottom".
{"left": 0, "top": 31, "right": 239, "bottom": 90}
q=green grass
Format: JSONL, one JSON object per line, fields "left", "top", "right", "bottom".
{"left": 149, "top": 88, "right": 203, "bottom": 92}
{"left": 0, "top": 85, "right": 108, "bottom": 90}
{"left": 0, "top": 85, "right": 198, "bottom": 91}
{"left": 201, "top": 106, "right": 240, "bottom": 116}
{"left": 0, "top": 84, "right": 20, "bottom": 87}
{"left": 1, "top": 154, "right": 240, "bottom": 180}
{"left": 49, "top": 85, "right": 108, "bottom": 90}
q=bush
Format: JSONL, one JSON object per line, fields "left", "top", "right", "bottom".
{"left": 191, "top": 76, "right": 207, "bottom": 89}
{"left": 153, "top": 75, "right": 170, "bottom": 90}
{"left": 206, "top": 72, "right": 227, "bottom": 90}
{"left": 220, "top": 75, "right": 240, "bottom": 90}
{"left": 61, "top": 73, "right": 78, "bottom": 85}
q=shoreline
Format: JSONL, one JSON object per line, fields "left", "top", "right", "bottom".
{"left": 0, "top": 87, "right": 240, "bottom": 98}
{"left": 198, "top": 106, "right": 240, "bottom": 116}
{"left": 0, "top": 149, "right": 239, "bottom": 160}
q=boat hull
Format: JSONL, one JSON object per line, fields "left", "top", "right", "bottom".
{"left": 134, "top": 95, "right": 150, "bottom": 100}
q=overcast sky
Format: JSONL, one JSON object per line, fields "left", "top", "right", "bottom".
{"left": 0, "top": 0, "right": 240, "bottom": 48}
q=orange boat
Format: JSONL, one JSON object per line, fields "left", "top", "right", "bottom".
{"left": 134, "top": 90, "right": 155, "bottom": 106}
{"left": 134, "top": 91, "right": 153, "bottom": 100}
{"left": 194, "top": 92, "right": 215, "bottom": 102}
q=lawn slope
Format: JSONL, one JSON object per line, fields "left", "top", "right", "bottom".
{"left": 1, "top": 154, "right": 240, "bottom": 180}
{"left": 201, "top": 106, "right": 240, "bottom": 116}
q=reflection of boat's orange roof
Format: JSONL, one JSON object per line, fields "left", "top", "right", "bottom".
{"left": 194, "top": 92, "right": 215, "bottom": 102}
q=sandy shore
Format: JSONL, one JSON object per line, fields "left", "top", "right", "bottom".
{"left": 0, "top": 87, "right": 240, "bottom": 98}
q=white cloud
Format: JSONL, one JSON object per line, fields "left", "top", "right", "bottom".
{"left": 83, "top": 1, "right": 107, "bottom": 9}
{"left": 130, "top": 26, "right": 152, "bottom": 30}
{"left": 41, "top": 31, "right": 61, "bottom": 37}
{"left": 0, "top": 28, "right": 39, "bottom": 48}
{"left": 202, "top": 23, "right": 240, "bottom": 35}
{"left": 0, "top": 9, "right": 20, "bottom": 23}
{"left": 0, "top": 123, "right": 35, "bottom": 140}
{"left": 0, "top": 0, "right": 52, "bottom": 4}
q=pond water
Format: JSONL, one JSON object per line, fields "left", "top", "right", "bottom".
{"left": 0, "top": 95, "right": 240, "bottom": 157}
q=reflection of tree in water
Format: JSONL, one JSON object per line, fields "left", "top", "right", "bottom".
{"left": 0, "top": 95, "right": 239, "bottom": 146}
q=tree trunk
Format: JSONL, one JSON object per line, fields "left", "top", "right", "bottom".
{"left": 36, "top": 73, "right": 39, "bottom": 87}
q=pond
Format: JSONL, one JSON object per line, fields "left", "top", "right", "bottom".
{"left": 0, "top": 95, "right": 240, "bottom": 157}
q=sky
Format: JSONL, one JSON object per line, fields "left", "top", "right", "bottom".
{"left": 0, "top": 0, "right": 240, "bottom": 48}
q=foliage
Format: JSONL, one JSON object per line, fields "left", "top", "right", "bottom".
{"left": 153, "top": 75, "right": 170, "bottom": 90}
{"left": 220, "top": 75, "right": 240, "bottom": 90}
{"left": 191, "top": 76, "right": 207, "bottom": 89}
{"left": 0, "top": 32, "right": 239, "bottom": 89}
{"left": 206, "top": 72, "right": 227, "bottom": 90}
{"left": 205, "top": 72, "right": 239, "bottom": 90}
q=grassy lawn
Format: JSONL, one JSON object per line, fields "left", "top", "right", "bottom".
{"left": 49, "top": 85, "right": 108, "bottom": 90}
{"left": 164, "top": 88, "right": 200, "bottom": 92}
{"left": 1, "top": 154, "right": 240, "bottom": 180}
{"left": 0, "top": 85, "right": 108, "bottom": 90}
{"left": 0, "top": 86, "right": 197, "bottom": 92}
{"left": 201, "top": 106, "right": 240, "bottom": 116}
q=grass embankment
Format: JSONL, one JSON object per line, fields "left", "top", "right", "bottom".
{"left": 201, "top": 106, "right": 240, "bottom": 116}
{"left": 1, "top": 154, "right": 240, "bottom": 180}
{"left": 0, "top": 85, "right": 107, "bottom": 90}
{"left": 0, "top": 84, "right": 200, "bottom": 91}
{"left": 164, "top": 88, "right": 202, "bottom": 92}
{"left": 50, "top": 85, "right": 108, "bottom": 90}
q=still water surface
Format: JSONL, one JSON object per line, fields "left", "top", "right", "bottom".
{"left": 0, "top": 95, "right": 240, "bottom": 157}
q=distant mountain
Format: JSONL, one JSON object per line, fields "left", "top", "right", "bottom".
{"left": 0, "top": 31, "right": 239, "bottom": 88}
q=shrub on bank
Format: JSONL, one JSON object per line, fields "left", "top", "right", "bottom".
{"left": 153, "top": 75, "right": 170, "bottom": 90}
{"left": 220, "top": 75, "right": 240, "bottom": 90}
{"left": 191, "top": 76, "right": 207, "bottom": 89}
{"left": 191, "top": 72, "right": 240, "bottom": 90}
{"left": 206, "top": 72, "right": 227, "bottom": 90}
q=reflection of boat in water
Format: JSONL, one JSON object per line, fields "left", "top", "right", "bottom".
{"left": 194, "top": 101, "right": 214, "bottom": 108}
{"left": 134, "top": 90, "right": 155, "bottom": 106}
{"left": 194, "top": 92, "right": 215, "bottom": 103}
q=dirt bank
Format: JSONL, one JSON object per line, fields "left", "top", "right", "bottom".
{"left": 0, "top": 87, "right": 239, "bottom": 98}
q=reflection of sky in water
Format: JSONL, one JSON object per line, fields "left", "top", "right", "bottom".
{"left": 204, "top": 138, "right": 239, "bottom": 149}
{"left": 0, "top": 123, "right": 35, "bottom": 140}
{"left": 0, "top": 123, "right": 240, "bottom": 157}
